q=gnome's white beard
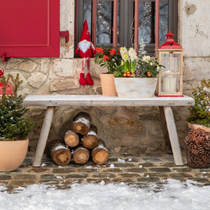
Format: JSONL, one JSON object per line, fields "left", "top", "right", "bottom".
{"left": 78, "top": 41, "right": 91, "bottom": 53}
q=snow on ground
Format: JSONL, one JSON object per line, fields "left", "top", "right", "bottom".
{"left": 0, "top": 179, "right": 210, "bottom": 210}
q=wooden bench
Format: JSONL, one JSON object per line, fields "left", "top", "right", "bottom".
{"left": 23, "top": 95, "right": 195, "bottom": 167}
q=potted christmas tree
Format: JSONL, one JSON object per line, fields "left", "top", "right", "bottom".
{"left": 0, "top": 73, "right": 33, "bottom": 171}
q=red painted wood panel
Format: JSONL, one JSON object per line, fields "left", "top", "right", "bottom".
{"left": 92, "top": 0, "right": 97, "bottom": 47}
{"left": 155, "top": 0, "right": 160, "bottom": 55}
{"left": 134, "top": 0, "right": 139, "bottom": 53}
{"left": 113, "top": 0, "right": 118, "bottom": 48}
{"left": 0, "top": 0, "right": 60, "bottom": 58}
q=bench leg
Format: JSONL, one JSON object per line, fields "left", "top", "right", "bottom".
{"left": 33, "top": 106, "right": 55, "bottom": 167}
{"left": 159, "top": 106, "right": 172, "bottom": 154}
{"left": 164, "top": 106, "right": 183, "bottom": 166}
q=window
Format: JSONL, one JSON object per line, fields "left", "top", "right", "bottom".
{"left": 75, "top": 0, "right": 178, "bottom": 55}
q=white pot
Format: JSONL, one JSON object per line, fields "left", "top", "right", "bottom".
{"left": 114, "top": 78, "right": 157, "bottom": 98}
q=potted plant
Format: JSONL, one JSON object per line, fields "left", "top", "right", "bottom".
{"left": 0, "top": 73, "right": 33, "bottom": 171}
{"left": 184, "top": 79, "right": 210, "bottom": 168}
{"left": 114, "top": 40, "right": 164, "bottom": 98}
{"left": 186, "top": 78, "right": 210, "bottom": 131}
{"left": 95, "top": 45, "right": 122, "bottom": 96}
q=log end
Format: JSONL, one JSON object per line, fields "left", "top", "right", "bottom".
{"left": 82, "top": 135, "right": 99, "bottom": 149}
{"left": 53, "top": 149, "right": 71, "bottom": 166}
{"left": 64, "top": 132, "right": 79, "bottom": 148}
{"left": 92, "top": 149, "right": 109, "bottom": 165}
{"left": 73, "top": 122, "right": 89, "bottom": 135}
{"left": 73, "top": 149, "right": 89, "bottom": 165}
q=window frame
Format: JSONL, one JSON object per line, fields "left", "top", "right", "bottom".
{"left": 75, "top": 0, "right": 178, "bottom": 55}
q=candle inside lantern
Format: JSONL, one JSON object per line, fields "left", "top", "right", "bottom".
{"left": 162, "top": 76, "right": 177, "bottom": 93}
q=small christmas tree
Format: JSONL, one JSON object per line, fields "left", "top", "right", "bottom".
{"left": 135, "top": 39, "right": 164, "bottom": 78}
{"left": 187, "top": 79, "right": 210, "bottom": 127}
{"left": 138, "top": 39, "right": 147, "bottom": 60}
{"left": 0, "top": 74, "right": 33, "bottom": 140}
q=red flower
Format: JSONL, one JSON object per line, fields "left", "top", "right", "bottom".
{"left": 96, "top": 48, "right": 104, "bottom": 54}
{"left": 109, "top": 49, "right": 116, "bottom": 55}
{"left": 103, "top": 55, "right": 111, "bottom": 61}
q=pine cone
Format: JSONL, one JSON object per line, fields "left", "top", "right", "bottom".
{"left": 135, "top": 69, "right": 142, "bottom": 77}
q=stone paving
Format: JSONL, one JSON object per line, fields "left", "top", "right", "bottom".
{"left": 1, "top": 151, "right": 210, "bottom": 193}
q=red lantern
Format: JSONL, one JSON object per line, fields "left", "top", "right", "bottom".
{"left": 0, "top": 67, "right": 13, "bottom": 96}
{"left": 157, "top": 31, "right": 184, "bottom": 97}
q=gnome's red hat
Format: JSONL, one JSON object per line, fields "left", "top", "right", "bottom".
{"left": 79, "top": 20, "right": 91, "bottom": 42}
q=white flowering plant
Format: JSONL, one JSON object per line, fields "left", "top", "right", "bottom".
{"left": 136, "top": 55, "right": 164, "bottom": 78}
{"left": 135, "top": 39, "right": 165, "bottom": 78}
{"left": 113, "top": 47, "right": 137, "bottom": 77}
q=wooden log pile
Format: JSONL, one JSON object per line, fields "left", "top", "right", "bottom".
{"left": 46, "top": 112, "right": 109, "bottom": 166}
{"left": 184, "top": 128, "right": 210, "bottom": 168}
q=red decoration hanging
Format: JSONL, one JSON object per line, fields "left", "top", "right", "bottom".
{"left": 0, "top": 67, "right": 13, "bottom": 95}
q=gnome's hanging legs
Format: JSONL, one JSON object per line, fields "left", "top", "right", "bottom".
{"left": 86, "top": 57, "right": 94, "bottom": 86}
{"left": 79, "top": 57, "right": 86, "bottom": 86}
{"left": 79, "top": 57, "right": 94, "bottom": 86}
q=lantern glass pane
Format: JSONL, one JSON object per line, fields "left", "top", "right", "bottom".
{"left": 173, "top": 74, "right": 180, "bottom": 93}
{"left": 161, "top": 53, "right": 170, "bottom": 73}
{"left": 161, "top": 74, "right": 180, "bottom": 93}
{"left": 172, "top": 54, "right": 181, "bottom": 72}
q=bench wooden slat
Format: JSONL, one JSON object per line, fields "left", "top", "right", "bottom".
{"left": 24, "top": 95, "right": 195, "bottom": 107}
{"left": 33, "top": 107, "right": 55, "bottom": 167}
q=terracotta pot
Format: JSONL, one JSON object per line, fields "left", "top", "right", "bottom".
{"left": 0, "top": 139, "right": 29, "bottom": 172}
{"left": 114, "top": 78, "right": 157, "bottom": 98}
{"left": 100, "top": 73, "right": 117, "bottom": 97}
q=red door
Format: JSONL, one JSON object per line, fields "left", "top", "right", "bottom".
{"left": 0, "top": 0, "right": 60, "bottom": 58}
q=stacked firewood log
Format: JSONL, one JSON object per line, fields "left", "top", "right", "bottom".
{"left": 46, "top": 112, "right": 109, "bottom": 166}
{"left": 184, "top": 128, "right": 210, "bottom": 168}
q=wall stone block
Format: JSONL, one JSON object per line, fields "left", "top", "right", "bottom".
{"left": 0, "top": 61, "right": 6, "bottom": 68}
{"left": 107, "top": 116, "right": 145, "bottom": 136}
{"left": 53, "top": 59, "right": 75, "bottom": 77}
{"left": 28, "top": 72, "right": 47, "bottom": 88}
{"left": 92, "top": 86, "right": 102, "bottom": 95}
{"left": 180, "top": 0, "right": 210, "bottom": 57}
{"left": 137, "top": 113, "right": 160, "bottom": 121}
{"left": 6, "top": 58, "right": 38, "bottom": 72}
{"left": 183, "top": 83, "right": 192, "bottom": 90}
{"left": 40, "top": 58, "right": 51, "bottom": 74}
{"left": 50, "top": 78, "right": 79, "bottom": 92}
{"left": 184, "top": 57, "right": 210, "bottom": 81}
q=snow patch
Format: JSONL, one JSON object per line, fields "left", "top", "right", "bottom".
{"left": 0, "top": 180, "right": 210, "bottom": 210}
{"left": 52, "top": 144, "right": 68, "bottom": 153}
{"left": 110, "top": 164, "right": 115, "bottom": 168}
{"left": 118, "top": 158, "right": 125, "bottom": 163}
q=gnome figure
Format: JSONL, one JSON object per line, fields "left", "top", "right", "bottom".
{"left": 75, "top": 20, "right": 96, "bottom": 86}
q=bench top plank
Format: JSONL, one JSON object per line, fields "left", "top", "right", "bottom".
{"left": 23, "top": 95, "right": 195, "bottom": 107}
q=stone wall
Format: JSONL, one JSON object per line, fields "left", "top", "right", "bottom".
{"left": 0, "top": 0, "right": 208, "bottom": 154}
